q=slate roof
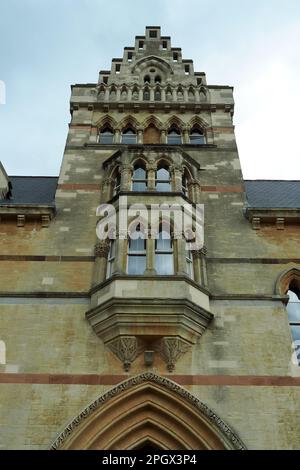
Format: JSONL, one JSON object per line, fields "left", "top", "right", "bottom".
{"left": 0, "top": 176, "right": 299, "bottom": 209}
{"left": 244, "top": 180, "right": 300, "bottom": 209}
{"left": 0, "top": 176, "right": 58, "bottom": 206}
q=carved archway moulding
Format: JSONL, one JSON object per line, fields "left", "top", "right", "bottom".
{"left": 275, "top": 267, "right": 300, "bottom": 297}
{"left": 50, "top": 373, "right": 246, "bottom": 450}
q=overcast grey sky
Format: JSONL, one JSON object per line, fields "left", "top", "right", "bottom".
{"left": 0, "top": 0, "right": 299, "bottom": 179}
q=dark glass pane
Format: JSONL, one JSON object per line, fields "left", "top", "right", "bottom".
{"left": 133, "top": 167, "right": 146, "bottom": 179}
{"left": 156, "top": 181, "right": 171, "bottom": 192}
{"left": 155, "top": 254, "right": 174, "bottom": 275}
{"left": 127, "top": 255, "right": 146, "bottom": 275}
{"left": 100, "top": 132, "right": 114, "bottom": 144}
{"left": 156, "top": 232, "right": 172, "bottom": 251}
{"left": 132, "top": 181, "right": 147, "bottom": 192}
{"left": 291, "top": 326, "right": 300, "bottom": 342}
{"left": 190, "top": 133, "right": 205, "bottom": 145}
{"left": 287, "top": 303, "right": 300, "bottom": 323}
{"left": 157, "top": 168, "right": 170, "bottom": 180}
{"left": 167, "top": 134, "right": 181, "bottom": 145}
{"left": 129, "top": 236, "right": 146, "bottom": 252}
{"left": 122, "top": 133, "right": 137, "bottom": 144}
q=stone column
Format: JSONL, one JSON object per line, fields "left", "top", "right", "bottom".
{"left": 120, "top": 164, "right": 133, "bottom": 191}
{"left": 171, "top": 164, "right": 183, "bottom": 192}
{"left": 193, "top": 246, "right": 207, "bottom": 287}
{"left": 161, "top": 129, "right": 167, "bottom": 144}
{"left": 192, "top": 249, "right": 201, "bottom": 285}
{"left": 137, "top": 127, "right": 143, "bottom": 144}
{"left": 172, "top": 88, "right": 177, "bottom": 102}
{"left": 182, "top": 128, "right": 190, "bottom": 144}
{"left": 114, "top": 237, "right": 127, "bottom": 275}
{"left": 127, "top": 88, "right": 132, "bottom": 101}
{"left": 145, "top": 238, "right": 156, "bottom": 275}
{"left": 195, "top": 89, "right": 200, "bottom": 102}
{"left": 146, "top": 160, "right": 157, "bottom": 191}
{"left": 183, "top": 88, "right": 189, "bottom": 102}
{"left": 161, "top": 88, "right": 166, "bottom": 102}
{"left": 114, "top": 128, "right": 121, "bottom": 144}
{"left": 93, "top": 240, "right": 111, "bottom": 286}
{"left": 116, "top": 87, "right": 121, "bottom": 101}
{"left": 188, "top": 179, "right": 201, "bottom": 203}
{"left": 175, "top": 236, "right": 187, "bottom": 275}
{"left": 150, "top": 88, "right": 155, "bottom": 102}
{"left": 139, "top": 89, "right": 143, "bottom": 101}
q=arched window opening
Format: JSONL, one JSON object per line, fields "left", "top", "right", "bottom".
{"left": 110, "top": 87, "right": 116, "bottom": 101}
{"left": 156, "top": 164, "right": 171, "bottom": 192}
{"left": 132, "top": 87, "right": 139, "bottom": 100}
{"left": 155, "top": 228, "right": 174, "bottom": 275}
{"left": 99, "top": 127, "right": 114, "bottom": 144}
{"left": 121, "top": 128, "right": 137, "bottom": 144}
{"left": 155, "top": 75, "right": 161, "bottom": 83}
{"left": 106, "top": 240, "right": 115, "bottom": 279}
{"left": 132, "top": 164, "right": 147, "bottom": 192}
{"left": 188, "top": 87, "right": 195, "bottom": 101}
{"left": 121, "top": 86, "right": 127, "bottom": 100}
{"left": 287, "top": 288, "right": 300, "bottom": 365}
{"left": 185, "top": 247, "right": 194, "bottom": 280}
{"left": 199, "top": 89, "right": 207, "bottom": 102}
{"left": 155, "top": 88, "right": 161, "bottom": 101}
{"left": 143, "top": 87, "right": 150, "bottom": 101}
{"left": 112, "top": 168, "right": 121, "bottom": 196}
{"left": 177, "top": 87, "right": 184, "bottom": 101}
{"left": 182, "top": 169, "right": 190, "bottom": 197}
{"left": 189, "top": 127, "right": 205, "bottom": 145}
{"left": 127, "top": 225, "right": 147, "bottom": 275}
{"left": 167, "top": 127, "right": 181, "bottom": 145}
{"left": 144, "top": 75, "right": 150, "bottom": 84}
{"left": 166, "top": 87, "right": 172, "bottom": 101}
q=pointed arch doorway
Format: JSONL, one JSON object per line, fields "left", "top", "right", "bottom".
{"left": 51, "top": 373, "right": 246, "bottom": 450}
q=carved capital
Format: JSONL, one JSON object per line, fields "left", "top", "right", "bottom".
{"left": 154, "top": 336, "right": 190, "bottom": 372}
{"left": 193, "top": 245, "right": 207, "bottom": 259}
{"left": 107, "top": 336, "right": 144, "bottom": 371}
{"left": 94, "top": 240, "right": 110, "bottom": 258}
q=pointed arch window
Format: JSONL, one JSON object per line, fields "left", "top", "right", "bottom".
{"left": 143, "top": 87, "right": 150, "bottom": 101}
{"left": 132, "top": 164, "right": 147, "bottom": 192}
{"left": 121, "top": 128, "right": 137, "bottom": 144}
{"left": 155, "top": 88, "right": 161, "bottom": 101}
{"left": 156, "top": 164, "right": 171, "bottom": 192}
{"left": 155, "top": 228, "right": 174, "bottom": 275}
{"left": 106, "top": 240, "right": 115, "bottom": 279}
{"left": 287, "top": 288, "right": 300, "bottom": 365}
{"left": 189, "top": 127, "right": 205, "bottom": 145}
{"left": 144, "top": 75, "right": 151, "bottom": 84}
{"left": 167, "top": 127, "right": 182, "bottom": 145}
{"left": 99, "top": 127, "right": 114, "bottom": 144}
{"left": 127, "top": 225, "right": 147, "bottom": 275}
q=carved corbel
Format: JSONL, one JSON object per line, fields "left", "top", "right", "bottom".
{"left": 94, "top": 240, "right": 110, "bottom": 258}
{"left": 107, "top": 336, "right": 145, "bottom": 372}
{"left": 154, "top": 337, "right": 190, "bottom": 372}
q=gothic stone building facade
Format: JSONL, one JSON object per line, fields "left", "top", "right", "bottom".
{"left": 0, "top": 27, "right": 300, "bottom": 450}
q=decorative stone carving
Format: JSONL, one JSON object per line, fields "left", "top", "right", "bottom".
{"left": 49, "top": 373, "right": 247, "bottom": 450}
{"left": 154, "top": 336, "right": 190, "bottom": 372}
{"left": 94, "top": 240, "right": 110, "bottom": 258}
{"left": 107, "top": 336, "right": 144, "bottom": 371}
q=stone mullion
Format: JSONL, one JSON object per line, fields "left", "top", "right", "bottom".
{"left": 93, "top": 240, "right": 111, "bottom": 285}
{"left": 120, "top": 164, "right": 133, "bottom": 191}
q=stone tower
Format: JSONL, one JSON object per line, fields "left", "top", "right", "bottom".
{"left": 0, "top": 27, "right": 299, "bottom": 450}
